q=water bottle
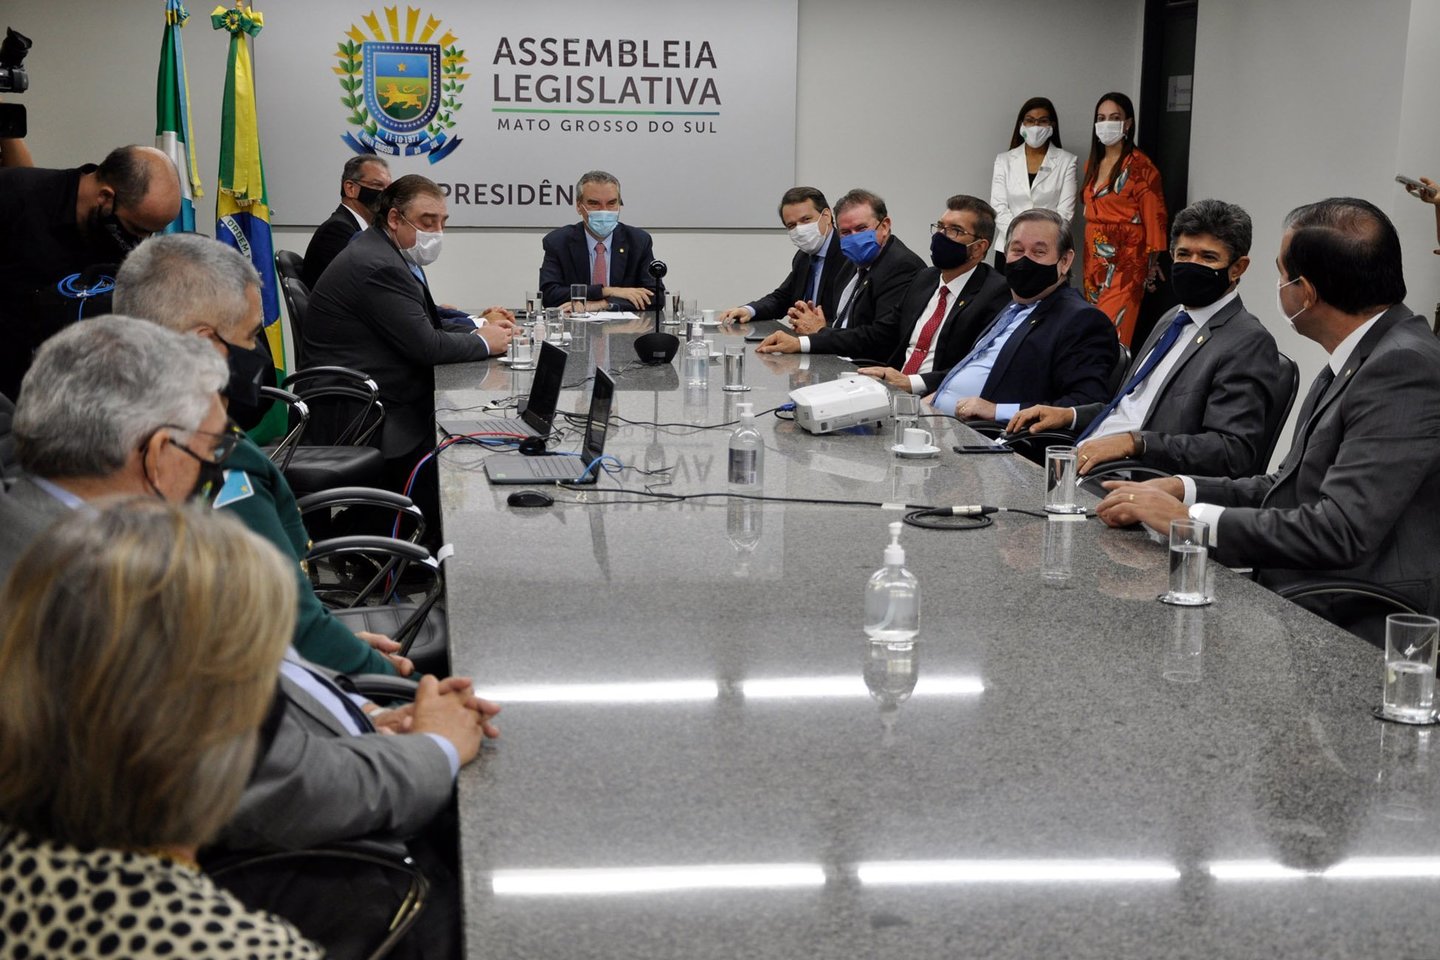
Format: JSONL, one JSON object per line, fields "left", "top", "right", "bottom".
{"left": 683, "top": 321, "right": 709, "bottom": 387}
{"left": 727, "top": 402, "right": 763, "bottom": 486}
{"left": 864, "top": 521, "right": 920, "bottom": 642}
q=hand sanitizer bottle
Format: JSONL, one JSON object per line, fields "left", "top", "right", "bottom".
{"left": 864, "top": 521, "right": 920, "bottom": 642}
{"left": 727, "top": 402, "right": 763, "bottom": 485}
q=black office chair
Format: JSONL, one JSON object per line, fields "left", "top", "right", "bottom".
{"left": 1276, "top": 578, "right": 1424, "bottom": 649}
{"left": 1108, "top": 340, "right": 1133, "bottom": 397}
{"left": 275, "top": 249, "right": 305, "bottom": 289}
{"left": 259, "top": 386, "right": 309, "bottom": 472}
{"left": 265, "top": 367, "right": 388, "bottom": 495}
{"left": 280, "top": 276, "right": 311, "bottom": 369}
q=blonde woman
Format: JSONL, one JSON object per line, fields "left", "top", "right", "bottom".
{"left": 0, "top": 501, "right": 323, "bottom": 959}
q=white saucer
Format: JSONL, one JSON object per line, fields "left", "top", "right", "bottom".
{"left": 498, "top": 357, "right": 535, "bottom": 368}
{"left": 696, "top": 318, "right": 721, "bottom": 327}
{"left": 709, "top": 351, "right": 724, "bottom": 360}
{"left": 891, "top": 443, "right": 940, "bottom": 458}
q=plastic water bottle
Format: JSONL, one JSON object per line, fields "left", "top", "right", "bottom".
{"left": 727, "top": 402, "right": 763, "bottom": 486}
{"left": 683, "top": 321, "right": 709, "bottom": 387}
{"left": 864, "top": 521, "right": 920, "bottom": 642}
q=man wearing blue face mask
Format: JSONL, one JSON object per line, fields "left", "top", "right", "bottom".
{"left": 782, "top": 188, "right": 923, "bottom": 336}
{"left": 539, "top": 170, "right": 657, "bottom": 311}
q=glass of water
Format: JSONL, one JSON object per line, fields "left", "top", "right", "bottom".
{"left": 570, "top": 283, "right": 590, "bottom": 318}
{"left": 1043, "top": 446, "right": 1082, "bottom": 515}
{"left": 891, "top": 392, "right": 921, "bottom": 447}
{"left": 722, "top": 343, "right": 749, "bottom": 392}
{"left": 1160, "top": 517, "right": 1211, "bottom": 605}
{"left": 1382, "top": 613, "right": 1439, "bottom": 724}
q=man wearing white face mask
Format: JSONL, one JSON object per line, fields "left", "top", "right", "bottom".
{"left": 720, "top": 186, "right": 847, "bottom": 325}
{"left": 305, "top": 175, "right": 514, "bottom": 518}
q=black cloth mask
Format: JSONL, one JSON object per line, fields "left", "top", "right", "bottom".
{"left": 219, "top": 334, "right": 277, "bottom": 431}
{"left": 930, "top": 232, "right": 976, "bottom": 271}
{"left": 1171, "top": 260, "right": 1233, "bottom": 309}
{"left": 1004, "top": 256, "right": 1060, "bottom": 299}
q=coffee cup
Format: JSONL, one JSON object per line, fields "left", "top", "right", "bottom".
{"left": 901, "top": 427, "right": 933, "bottom": 452}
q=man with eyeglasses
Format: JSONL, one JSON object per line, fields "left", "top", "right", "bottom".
{"left": 0, "top": 316, "right": 232, "bottom": 585}
{"left": 776, "top": 188, "right": 923, "bottom": 336}
{"left": 540, "top": 169, "right": 657, "bottom": 312}
{"left": 0, "top": 144, "right": 181, "bottom": 401}
{"left": 719, "top": 186, "right": 848, "bottom": 325}
{"left": 756, "top": 195, "right": 1010, "bottom": 395}
{"left": 300, "top": 155, "right": 393, "bottom": 290}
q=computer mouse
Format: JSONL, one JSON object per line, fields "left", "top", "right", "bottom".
{"left": 507, "top": 490, "right": 555, "bottom": 508}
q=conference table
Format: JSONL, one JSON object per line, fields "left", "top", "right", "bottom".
{"left": 434, "top": 319, "right": 1440, "bottom": 959}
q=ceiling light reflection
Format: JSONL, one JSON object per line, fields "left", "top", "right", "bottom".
{"left": 741, "top": 675, "right": 984, "bottom": 699}
{"left": 477, "top": 680, "right": 719, "bottom": 704}
{"left": 1205, "top": 860, "right": 1310, "bottom": 880}
{"left": 491, "top": 863, "right": 827, "bottom": 896}
{"left": 1326, "top": 858, "right": 1440, "bottom": 879}
{"left": 856, "top": 859, "right": 1180, "bottom": 885}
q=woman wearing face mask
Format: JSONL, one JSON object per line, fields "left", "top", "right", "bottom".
{"left": 990, "top": 97, "right": 1078, "bottom": 272}
{"left": 1081, "top": 91, "right": 1168, "bottom": 347}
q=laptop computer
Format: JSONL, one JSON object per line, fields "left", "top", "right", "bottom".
{"left": 484, "top": 367, "right": 614, "bottom": 485}
{"left": 438, "top": 340, "right": 566, "bottom": 440}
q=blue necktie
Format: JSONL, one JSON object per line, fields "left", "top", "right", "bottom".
{"left": 806, "top": 255, "right": 824, "bottom": 303}
{"left": 932, "top": 302, "right": 1025, "bottom": 401}
{"left": 1077, "top": 310, "right": 1191, "bottom": 441}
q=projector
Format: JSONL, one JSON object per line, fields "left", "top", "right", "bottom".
{"left": 788, "top": 375, "right": 892, "bottom": 434}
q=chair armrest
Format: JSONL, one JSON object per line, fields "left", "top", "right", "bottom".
{"left": 346, "top": 673, "right": 420, "bottom": 702}
{"left": 296, "top": 486, "right": 416, "bottom": 512}
{"left": 282, "top": 366, "right": 378, "bottom": 391}
{"left": 307, "top": 535, "right": 436, "bottom": 566}
{"left": 1275, "top": 579, "right": 1423, "bottom": 616}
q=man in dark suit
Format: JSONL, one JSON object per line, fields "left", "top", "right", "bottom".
{"left": 305, "top": 175, "right": 514, "bottom": 517}
{"left": 1006, "top": 199, "right": 1282, "bottom": 478}
{"left": 719, "top": 186, "right": 847, "bottom": 324}
{"left": 299, "top": 154, "right": 391, "bottom": 290}
{"left": 783, "top": 188, "right": 924, "bottom": 335}
{"left": 539, "top": 170, "right": 656, "bottom": 311}
{"left": 1098, "top": 198, "right": 1440, "bottom": 642}
{"left": 756, "top": 195, "right": 1011, "bottom": 397}
{"left": 927, "top": 208, "right": 1118, "bottom": 422}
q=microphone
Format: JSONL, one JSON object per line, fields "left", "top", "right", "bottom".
{"left": 633, "top": 258, "right": 679, "bottom": 365}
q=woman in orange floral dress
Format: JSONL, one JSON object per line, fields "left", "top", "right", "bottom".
{"left": 1081, "top": 91, "right": 1167, "bottom": 346}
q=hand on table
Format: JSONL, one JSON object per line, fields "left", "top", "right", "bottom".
{"left": 604, "top": 286, "right": 653, "bottom": 310}
{"left": 1006, "top": 404, "right": 1073, "bottom": 434}
{"left": 480, "top": 306, "right": 516, "bottom": 328}
{"left": 478, "top": 323, "right": 515, "bottom": 355}
{"left": 785, "top": 301, "right": 827, "bottom": 335}
{"left": 756, "top": 331, "right": 801, "bottom": 354}
{"left": 1076, "top": 432, "right": 1139, "bottom": 475}
{"left": 1095, "top": 477, "right": 1187, "bottom": 532}
{"left": 952, "top": 397, "right": 997, "bottom": 421}
{"left": 719, "top": 307, "right": 752, "bottom": 324}
{"left": 856, "top": 366, "right": 912, "bottom": 391}
{"left": 409, "top": 674, "right": 501, "bottom": 764}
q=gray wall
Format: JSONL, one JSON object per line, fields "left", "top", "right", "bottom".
{"left": 1190, "top": 0, "right": 1439, "bottom": 467}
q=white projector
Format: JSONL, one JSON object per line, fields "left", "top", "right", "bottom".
{"left": 789, "top": 375, "right": 892, "bottom": 434}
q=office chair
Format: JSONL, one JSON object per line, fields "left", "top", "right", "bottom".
{"left": 280, "top": 275, "right": 311, "bottom": 369}
{"left": 262, "top": 367, "right": 388, "bottom": 495}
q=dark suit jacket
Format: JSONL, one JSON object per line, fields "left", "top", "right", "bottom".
{"left": 827, "top": 235, "right": 924, "bottom": 331}
{"left": 301, "top": 203, "right": 363, "bottom": 291}
{"left": 950, "top": 284, "right": 1117, "bottom": 408}
{"left": 746, "top": 228, "right": 847, "bottom": 322}
{"left": 1193, "top": 306, "right": 1440, "bottom": 622}
{"left": 1073, "top": 296, "right": 1281, "bottom": 477}
{"left": 539, "top": 221, "right": 656, "bottom": 308}
{"left": 304, "top": 227, "right": 491, "bottom": 459}
{"left": 808, "top": 263, "right": 1012, "bottom": 390}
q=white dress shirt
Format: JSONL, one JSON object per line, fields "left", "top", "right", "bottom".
{"left": 903, "top": 265, "right": 978, "bottom": 393}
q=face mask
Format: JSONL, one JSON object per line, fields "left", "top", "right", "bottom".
{"left": 788, "top": 219, "right": 827, "bottom": 255}
{"left": 1095, "top": 120, "right": 1126, "bottom": 146}
{"left": 1171, "top": 260, "right": 1234, "bottom": 308}
{"left": 91, "top": 203, "right": 145, "bottom": 255}
{"left": 399, "top": 215, "right": 443, "bottom": 267}
{"left": 218, "top": 333, "right": 276, "bottom": 431}
{"left": 1005, "top": 255, "right": 1061, "bottom": 299}
{"left": 1276, "top": 276, "right": 1307, "bottom": 330}
{"left": 1021, "top": 125, "right": 1053, "bottom": 149}
{"left": 355, "top": 184, "right": 383, "bottom": 208}
{"left": 930, "top": 231, "right": 977, "bottom": 271}
{"left": 840, "top": 229, "right": 882, "bottom": 267}
{"left": 190, "top": 458, "right": 227, "bottom": 505}
{"left": 587, "top": 210, "right": 620, "bottom": 239}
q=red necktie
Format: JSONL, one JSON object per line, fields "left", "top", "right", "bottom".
{"left": 901, "top": 285, "right": 949, "bottom": 376}
{"left": 592, "top": 241, "right": 607, "bottom": 286}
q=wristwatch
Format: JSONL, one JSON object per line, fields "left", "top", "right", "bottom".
{"left": 1129, "top": 430, "right": 1146, "bottom": 457}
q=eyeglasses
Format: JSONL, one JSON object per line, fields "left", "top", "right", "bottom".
{"left": 931, "top": 223, "right": 978, "bottom": 243}
{"left": 1020, "top": 117, "right": 1053, "bottom": 127}
{"left": 158, "top": 420, "right": 242, "bottom": 464}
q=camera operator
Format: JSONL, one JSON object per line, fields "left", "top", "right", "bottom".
{"left": 0, "top": 96, "right": 31, "bottom": 167}
{"left": 0, "top": 144, "right": 181, "bottom": 399}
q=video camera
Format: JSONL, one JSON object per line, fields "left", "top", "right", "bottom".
{"left": 0, "top": 27, "right": 33, "bottom": 140}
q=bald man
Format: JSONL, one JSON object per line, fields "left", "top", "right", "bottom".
{"left": 0, "top": 144, "right": 182, "bottom": 398}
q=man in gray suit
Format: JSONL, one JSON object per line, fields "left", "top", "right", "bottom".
{"left": 1097, "top": 198, "right": 1440, "bottom": 642}
{"left": 1006, "top": 199, "right": 1281, "bottom": 478}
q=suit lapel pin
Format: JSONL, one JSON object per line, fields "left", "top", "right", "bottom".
{"left": 1196, "top": 335, "right": 1205, "bottom": 344}
{"left": 619, "top": 247, "right": 626, "bottom": 255}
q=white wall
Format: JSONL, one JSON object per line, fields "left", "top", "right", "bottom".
{"left": 1190, "top": 0, "right": 1436, "bottom": 468}
{"left": 6, "top": 0, "right": 1141, "bottom": 321}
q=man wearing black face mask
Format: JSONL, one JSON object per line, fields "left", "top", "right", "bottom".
{"left": 758, "top": 195, "right": 1010, "bottom": 395}
{"left": 1007, "top": 199, "right": 1282, "bottom": 479}
{"left": 0, "top": 144, "right": 181, "bottom": 401}
{"left": 927, "top": 208, "right": 1118, "bottom": 422}
{"left": 300, "top": 155, "right": 392, "bottom": 290}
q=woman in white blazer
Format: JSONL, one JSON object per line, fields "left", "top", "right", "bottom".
{"left": 989, "top": 96, "right": 1079, "bottom": 269}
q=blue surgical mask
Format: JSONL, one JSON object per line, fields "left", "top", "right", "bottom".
{"left": 587, "top": 210, "right": 620, "bottom": 239}
{"left": 840, "top": 229, "right": 882, "bottom": 266}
